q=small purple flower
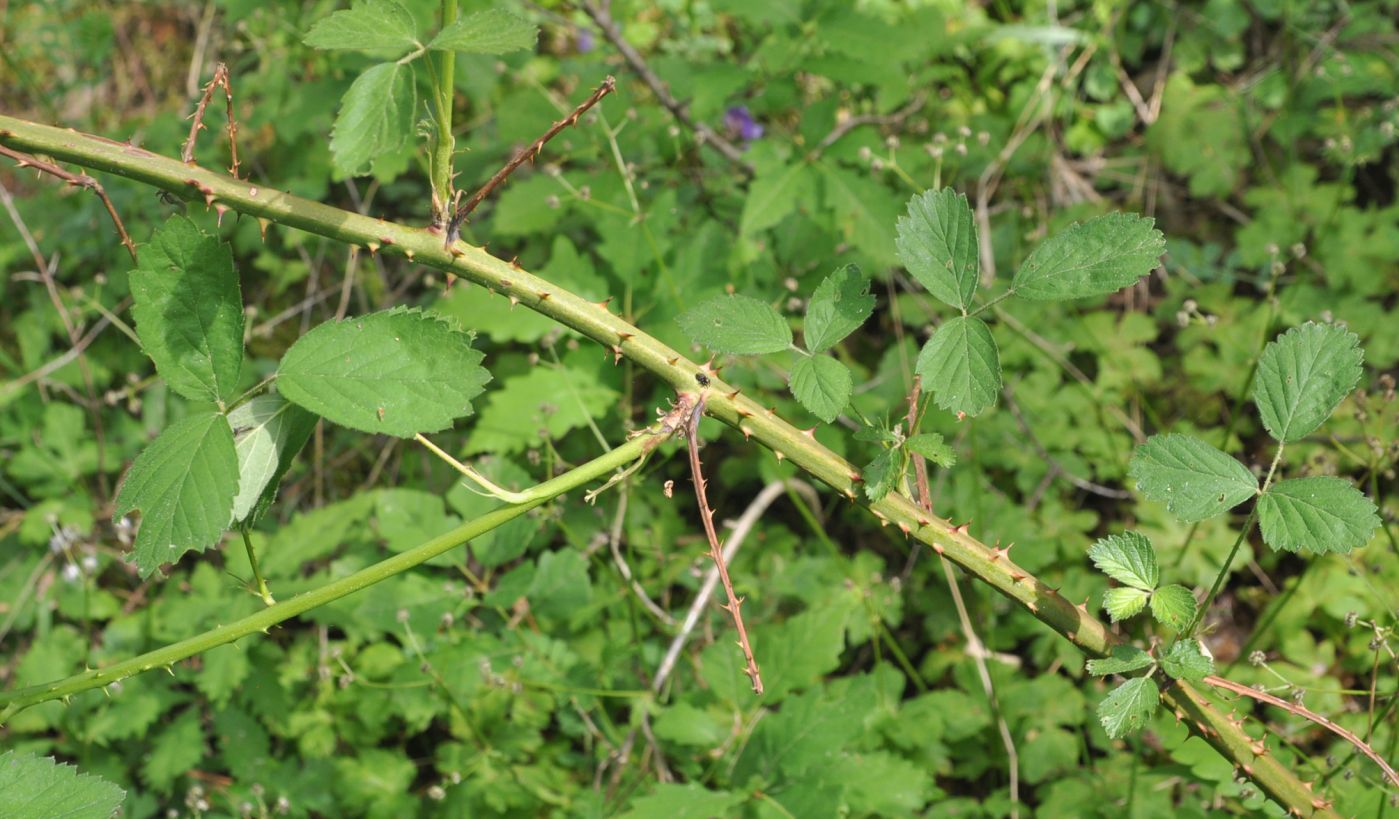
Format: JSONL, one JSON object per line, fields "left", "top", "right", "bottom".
{"left": 724, "top": 106, "right": 764, "bottom": 143}
{"left": 576, "top": 29, "right": 595, "bottom": 53}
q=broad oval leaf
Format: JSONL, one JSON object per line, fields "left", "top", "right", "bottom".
{"left": 1252, "top": 322, "right": 1364, "bottom": 443}
{"left": 803, "top": 265, "right": 875, "bottom": 353}
{"left": 677, "top": 294, "right": 792, "bottom": 355}
{"left": 428, "top": 9, "right": 538, "bottom": 54}
{"left": 303, "top": 0, "right": 418, "bottom": 58}
{"left": 113, "top": 411, "right": 240, "bottom": 577}
{"left": 915, "top": 316, "right": 1001, "bottom": 417}
{"left": 1258, "top": 476, "right": 1379, "bottom": 555}
{"left": 1086, "top": 645, "right": 1154, "bottom": 677}
{"left": 1012, "top": 212, "right": 1164, "bottom": 301}
{"left": 228, "top": 393, "right": 317, "bottom": 525}
{"left": 788, "top": 354, "right": 852, "bottom": 423}
{"left": 1149, "top": 584, "right": 1197, "bottom": 632}
{"left": 330, "top": 61, "right": 416, "bottom": 177}
{"left": 278, "top": 307, "right": 490, "bottom": 438}
{"left": 1097, "top": 676, "right": 1160, "bottom": 739}
{"left": 1088, "top": 531, "right": 1158, "bottom": 591}
{"left": 1128, "top": 434, "right": 1257, "bottom": 522}
{"left": 1161, "top": 640, "right": 1214, "bottom": 683}
{"left": 0, "top": 751, "right": 126, "bottom": 819}
{"left": 130, "top": 216, "right": 245, "bottom": 404}
{"left": 896, "top": 188, "right": 980, "bottom": 311}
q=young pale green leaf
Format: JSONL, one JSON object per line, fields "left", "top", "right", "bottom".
{"left": 895, "top": 188, "right": 979, "bottom": 311}
{"left": 129, "top": 216, "right": 244, "bottom": 404}
{"left": 330, "top": 61, "right": 416, "bottom": 177}
{"left": 1149, "top": 584, "right": 1198, "bottom": 632}
{"left": 1103, "top": 587, "right": 1149, "bottom": 622}
{"left": 1258, "top": 476, "right": 1379, "bottom": 555}
{"left": 1252, "top": 322, "right": 1364, "bottom": 443}
{"left": 0, "top": 750, "right": 126, "bottom": 819}
{"left": 1087, "top": 531, "right": 1158, "bottom": 591}
{"left": 1128, "top": 434, "right": 1257, "bottom": 522}
{"left": 427, "top": 9, "right": 538, "bottom": 54}
{"left": 677, "top": 294, "right": 792, "bottom": 355}
{"left": 278, "top": 307, "right": 490, "bottom": 438}
{"left": 739, "top": 162, "right": 813, "bottom": 237}
{"left": 862, "top": 449, "right": 901, "bottom": 503}
{"left": 303, "top": 0, "right": 418, "bottom": 58}
{"left": 915, "top": 316, "right": 1001, "bottom": 417}
{"left": 113, "top": 411, "right": 239, "bottom": 577}
{"left": 1097, "top": 676, "right": 1160, "bottom": 739}
{"left": 788, "top": 354, "right": 852, "bottom": 423}
{"left": 1086, "top": 645, "right": 1154, "bottom": 677}
{"left": 227, "top": 393, "right": 317, "bottom": 525}
{"left": 1161, "top": 640, "right": 1214, "bottom": 682}
{"left": 905, "top": 433, "right": 956, "bottom": 468}
{"left": 803, "top": 264, "right": 875, "bottom": 353}
{"left": 1011, "top": 213, "right": 1164, "bottom": 301}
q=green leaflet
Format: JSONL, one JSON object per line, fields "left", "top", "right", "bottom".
{"left": 1252, "top": 323, "right": 1364, "bottom": 443}
{"left": 1086, "top": 646, "right": 1154, "bottom": 676}
{"left": 329, "top": 61, "right": 416, "bottom": 177}
{"left": 1160, "top": 640, "right": 1214, "bottom": 682}
{"left": 915, "top": 316, "right": 1001, "bottom": 417}
{"left": 896, "top": 187, "right": 980, "bottom": 311}
{"left": 677, "top": 293, "right": 792, "bottom": 355}
{"left": 227, "top": 392, "right": 317, "bottom": 525}
{"left": 1103, "top": 587, "right": 1149, "bottom": 622}
{"left": 740, "top": 162, "right": 815, "bottom": 237}
{"left": 1149, "top": 584, "right": 1197, "bottom": 632}
{"left": 427, "top": 9, "right": 538, "bottom": 54}
{"left": 1087, "top": 531, "right": 1158, "bottom": 591}
{"left": 1012, "top": 212, "right": 1164, "bottom": 301}
{"left": 803, "top": 265, "right": 875, "bottom": 353}
{"left": 789, "top": 354, "right": 853, "bottom": 423}
{"left": 303, "top": 0, "right": 418, "bottom": 58}
{"left": 905, "top": 433, "right": 956, "bottom": 468}
{"left": 1097, "top": 676, "right": 1159, "bottom": 740}
{"left": 0, "top": 751, "right": 125, "bottom": 819}
{"left": 1128, "top": 434, "right": 1257, "bottom": 522}
{"left": 1258, "top": 476, "right": 1380, "bottom": 555}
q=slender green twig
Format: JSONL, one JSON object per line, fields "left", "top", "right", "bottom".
{"left": 428, "top": 0, "right": 457, "bottom": 226}
{"left": 240, "top": 527, "right": 275, "bottom": 606}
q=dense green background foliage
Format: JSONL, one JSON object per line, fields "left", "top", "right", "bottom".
{"left": 2, "top": 0, "right": 1397, "bottom": 816}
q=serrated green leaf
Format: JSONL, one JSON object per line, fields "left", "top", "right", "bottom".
{"left": 227, "top": 393, "right": 316, "bottom": 525}
{"left": 1258, "top": 476, "right": 1379, "bottom": 554}
{"left": 1087, "top": 531, "right": 1158, "bottom": 591}
{"left": 427, "top": 9, "right": 538, "bottom": 54}
{"left": 1012, "top": 213, "right": 1164, "bottom": 301}
{"left": 141, "top": 708, "right": 206, "bottom": 791}
{"left": 1097, "top": 676, "right": 1160, "bottom": 739}
{"left": 1086, "top": 645, "right": 1154, "bottom": 676}
{"left": 114, "top": 411, "right": 239, "bottom": 578}
{"left": 617, "top": 783, "right": 747, "bottom": 819}
{"left": 1161, "top": 640, "right": 1214, "bottom": 682}
{"left": 862, "top": 448, "right": 900, "bottom": 503}
{"left": 0, "top": 750, "right": 126, "bottom": 819}
{"left": 303, "top": 0, "right": 418, "bottom": 58}
{"left": 905, "top": 433, "right": 956, "bottom": 468}
{"left": 465, "top": 354, "right": 616, "bottom": 456}
{"left": 1103, "top": 587, "right": 1149, "bottom": 621}
{"left": 677, "top": 294, "right": 792, "bottom": 355}
{"left": 129, "top": 216, "right": 244, "bottom": 403}
{"left": 803, "top": 264, "right": 874, "bottom": 353}
{"left": 788, "top": 354, "right": 852, "bottom": 423}
{"left": 896, "top": 188, "right": 980, "bottom": 310}
{"left": 1128, "top": 434, "right": 1257, "bottom": 522}
{"left": 1252, "top": 322, "right": 1364, "bottom": 443}
{"left": 1149, "top": 584, "right": 1197, "bottom": 632}
{"left": 330, "top": 61, "right": 416, "bottom": 177}
{"left": 915, "top": 316, "right": 1001, "bottom": 417}
{"left": 740, "top": 162, "right": 813, "bottom": 237}
{"left": 277, "top": 307, "right": 490, "bottom": 438}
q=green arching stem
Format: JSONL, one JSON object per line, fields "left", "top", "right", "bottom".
{"left": 429, "top": 0, "right": 457, "bottom": 225}
{"left": 0, "top": 115, "right": 1339, "bottom": 818}
{"left": 414, "top": 432, "right": 535, "bottom": 504}
{"left": 240, "top": 527, "right": 275, "bottom": 607}
{"left": 0, "top": 431, "right": 666, "bottom": 722}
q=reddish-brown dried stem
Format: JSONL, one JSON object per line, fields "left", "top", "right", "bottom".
{"left": 182, "top": 62, "right": 240, "bottom": 178}
{"left": 0, "top": 144, "right": 137, "bottom": 262}
{"left": 686, "top": 395, "right": 763, "bottom": 695}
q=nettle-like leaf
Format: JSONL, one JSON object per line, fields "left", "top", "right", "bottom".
{"left": 1128, "top": 434, "right": 1257, "bottom": 522}
{"left": 1258, "top": 476, "right": 1380, "bottom": 555}
{"left": 113, "top": 411, "right": 240, "bottom": 577}
{"left": 1088, "top": 531, "right": 1158, "bottom": 591}
{"left": 278, "top": 307, "right": 490, "bottom": 438}
{"left": 129, "top": 216, "right": 244, "bottom": 404}
{"left": 803, "top": 265, "right": 874, "bottom": 353}
{"left": 0, "top": 750, "right": 126, "bottom": 819}
{"left": 1012, "top": 213, "right": 1164, "bottom": 301}
{"left": 1103, "top": 587, "right": 1149, "bottom": 622}
{"left": 330, "top": 61, "right": 416, "bottom": 177}
{"left": 1098, "top": 676, "right": 1160, "bottom": 740}
{"left": 862, "top": 448, "right": 901, "bottom": 503}
{"left": 678, "top": 294, "right": 792, "bottom": 355}
{"left": 1252, "top": 322, "right": 1364, "bottom": 443}
{"left": 896, "top": 188, "right": 979, "bottom": 311}
{"left": 303, "top": 0, "right": 418, "bottom": 58}
{"left": 1149, "top": 584, "right": 1197, "bottom": 632}
{"left": 915, "top": 316, "right": 1001, "bottom": 417}
{"left": 1086, "top": 645, "right": 1154, "bottom": 677}
{"left": 428, "top": 8, "right": 538, "bottom": 53}
{"left": 227, "top": 393, "right": 317, "bottom": 525}
{"left": 1161, "top": 640, "right": 1214, "bottom": 682}
{"left": 905, "top": 433, "right": 956, "bottom": 468}
{"left": 789, "top": 354, "right": 852, "bottom": 423}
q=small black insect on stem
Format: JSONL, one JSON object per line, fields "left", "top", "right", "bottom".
{"left": 695, "top": 372, "right": 710, "bottom": 387}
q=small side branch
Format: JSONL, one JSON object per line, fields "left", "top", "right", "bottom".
{"left": 686, "top": 396, "right": 763, "bottom": 695}
{"left": 445, "top": 76, "right": 617, "bottom": 244}
{"left": 182, "top": 62, "right": 241, "bottom": 178}
{"left": 0, "top": 145, "right": 137, "bottom": 262}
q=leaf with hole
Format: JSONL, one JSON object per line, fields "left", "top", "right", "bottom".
{"left": 1128, "top": 434, "right": 1257, "bottom": 522}
{"left": 896, "top": 188, "right": 980, "bottom": 311}
{"left": 788, "top": 354, "right": 852, "bottom": 423}
{"left": 428, "top": 9, "right": 538, "bottom": 54}
{"left": 803, "top": 264, "right": 874, "bottom": 353}
{"left": 1149, "top": 584, "right": 1197, "bottom": 632}
{"left": 1012, "top": 213, "right": 1164, "bottom": 301}
{"left": 1258, "top": 476, "right": 1379, "bottom": 555}
{"left": 1097, "top": 676, "right": 1160, "bottom": 739}
{"left": 278, "top": 307, "right": 490, "bottom": 438}
{"left": 1086, "top": 646, "right": 1154, "bottom": 677}
{"left": 303, "top": 0, "right": 419, "bottom": 58}
{"left": 1088, "top": 531, "right": 1158, "bottom": 591}
{"left": 329, "top": 61, "right": 416, "bottom": 177}
{"left": 915, "top": 316, "right": 1001, "bottom": 417}
{"left": 1252, "top": 322, "right": 1364, "bottom": 443}
{"left": 677, "top": 294, "right": 792, "bottom": 355}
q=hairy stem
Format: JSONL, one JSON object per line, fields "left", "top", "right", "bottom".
{"left": 429, "top": 0, "right": 456, "bottom": 226}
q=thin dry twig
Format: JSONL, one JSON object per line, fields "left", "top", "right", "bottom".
{"left": 686, "top": 396, "right": 763, "bottom": 695}
{"left": 809, "top": 93, "right": 927, "bottom": 159}
{"left": 0, "top": 145, "right": 138, "bottom": 262}
{"left": 182, "top": 62, "right": 241, "bottom": 178}
{"left": 577, "top": 0, "right": 752, "bottom": 175}
{"left": 446, "top": 76, "right": 617, "bottom": 243}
